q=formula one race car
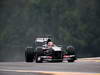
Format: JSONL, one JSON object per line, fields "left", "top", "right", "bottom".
{"left": 25, "top": 36, "right": 63, "bottom": 63}
{"left": 25, "top": 36, "right": 77, "bottom": 63}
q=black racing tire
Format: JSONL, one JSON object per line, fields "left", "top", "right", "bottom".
{"left": 67, "top": 58, "right": 75, "bottom": 62}
{"left": 25, "top": 47, "right": 34, "bottom": 62}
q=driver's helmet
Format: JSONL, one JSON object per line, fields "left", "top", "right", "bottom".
{"left": 47, "top": 39, "right": 51, "bottom": 44}
{"left": 47, "top": 41, "right": 54, "bottom": 47}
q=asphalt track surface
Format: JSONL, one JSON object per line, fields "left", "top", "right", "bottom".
{"left": 0, "top": 58, "right": 100, "bottom": 75}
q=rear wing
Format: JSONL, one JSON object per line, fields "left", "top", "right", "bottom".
{"left": 35, "top": 38, "right": 50, "bottom": 42}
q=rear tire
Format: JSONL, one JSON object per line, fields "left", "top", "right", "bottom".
{"left": 67, "top": 58, "right": 75, "bottom": 62}
{"left": 25, "top": 47, "right": 34, "bottom": 62}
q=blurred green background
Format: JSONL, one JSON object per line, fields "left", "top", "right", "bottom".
{"left": 0, "top": 0, "right": 100, "bottom": 61}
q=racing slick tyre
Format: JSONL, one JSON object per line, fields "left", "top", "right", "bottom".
{"left": 67, "top": 58, "right": 75, "bottom": 62}
{"left": 25, "top": 47, "right": 34, "bottom": 62}
{"left": 68, "top": 60, "right": 75, "bottom": 62}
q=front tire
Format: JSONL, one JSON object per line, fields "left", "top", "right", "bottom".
{"left": 35, "top": 47, "right": 44, "bottom": 63}
{"left": 25, "top": 47, "right": 34, "bottom": 62}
